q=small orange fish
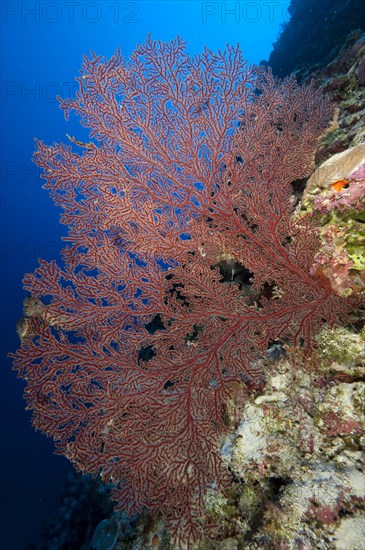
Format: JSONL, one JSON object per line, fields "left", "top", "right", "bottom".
{"left": 152, "top": 534, "right": 159, "bottom": 547}
{"left": 329, "top": 179, "right": 350, "bottom": 192}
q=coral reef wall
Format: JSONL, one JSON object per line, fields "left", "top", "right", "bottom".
{"left": 267, "top": 0, "right": 365, "bottom": 81}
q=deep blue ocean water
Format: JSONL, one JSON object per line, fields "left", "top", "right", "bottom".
{"left": 1, "top": 2, "right": 288, "bottom": 548}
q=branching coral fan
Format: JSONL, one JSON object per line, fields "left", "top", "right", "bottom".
{"left": 11, "top": 37, "right": 354, "bottom": 544}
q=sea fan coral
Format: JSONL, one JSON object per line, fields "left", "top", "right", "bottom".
{"left": 11, "top": 37, "right": 356, "bottom": 544}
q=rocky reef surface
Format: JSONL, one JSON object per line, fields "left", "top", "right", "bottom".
{"left": 266, "top": 0, "right": 365, "bottom": 81}
{"left": 36, "top": 326, "right": 364, "bottom": 550}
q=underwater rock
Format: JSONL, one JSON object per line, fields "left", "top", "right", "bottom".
{"left": 311, "top": 32, "right": 365, "bottom": 161}
{"left": 267, "top": 0, "right": 365, "bottom": 80}
{"left": 91, "top": 514, "right": 121, "bottom": 550}
{"left": 304, "top": 144, "right": 365, "bottom": 197}
{"left": 333, "top": 516, "right": 365, "bottom": 549}
{"left": 315, "top": 326, "right": 365, "bottom": 375}
{"left": 299, "top": 144, "right": 365, "bottom": 297}
{"left": 217, "top": 333, "right": 365, "bottom": 549}
{"left": 37, "top": 325, "right": 364, "bottom": 550}
{"left": 288, "top": 32, "right": 365, "bottom": 299}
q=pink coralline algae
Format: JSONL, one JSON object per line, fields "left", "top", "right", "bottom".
{"left": 313, "top": 178, "right": 365, "bottom": 214}
{"left": 324, "top": 410, "right": 363, "bottom": 437}
{"left": 302, "top": 145, "right": 365, "bottom": 298}
{"left": 10, "top": 38, "right": 358, "bottom": 544}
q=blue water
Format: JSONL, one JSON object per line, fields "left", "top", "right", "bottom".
{"left": 0, "top": 2, "right": 287, "bottom": 548}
